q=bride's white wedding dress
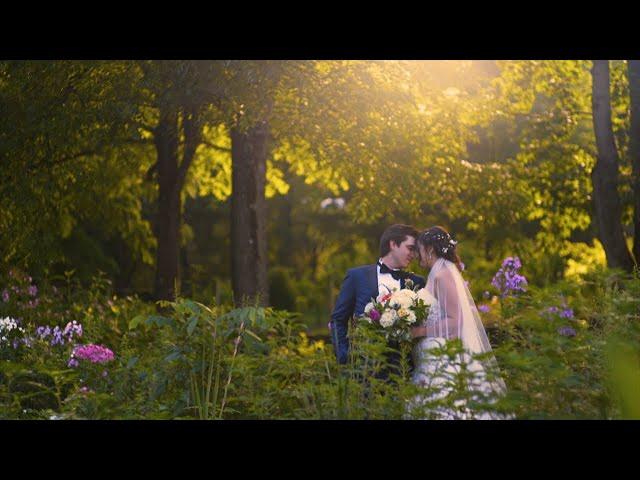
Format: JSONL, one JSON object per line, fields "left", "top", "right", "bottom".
{"left": 409, "top": 258, "right": 509, "bottom": 420}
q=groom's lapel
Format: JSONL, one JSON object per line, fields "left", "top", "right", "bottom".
{"left": 411, "top": 273, "right": 425, "bottom": 289}
{"left": 365, "top": 264, "right": 378, "bottom": 299}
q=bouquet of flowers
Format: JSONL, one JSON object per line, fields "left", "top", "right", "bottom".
{"left": 360, "top": 279, "right": 437, "bottom": 343}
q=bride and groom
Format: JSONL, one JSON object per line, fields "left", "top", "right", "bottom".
{"left": 329, "top": 224, "right": 508, "bottom": 419}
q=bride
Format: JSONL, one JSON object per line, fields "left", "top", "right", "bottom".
{"left": 408, "top": 226, "right": 509, "bottom": 420}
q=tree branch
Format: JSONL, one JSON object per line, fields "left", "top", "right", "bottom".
{"left": 201, "top": 140, "right": 231, "bottom": 153}
{"left": 27, "top": 149, "right": 98, "bottom": 172}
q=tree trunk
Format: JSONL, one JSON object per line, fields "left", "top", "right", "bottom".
{"left": 153, "top": 106, "right": 181, "bottom": 301}
{"left": 590, "top": 60, "right": 635, "bottom": 272}
{"left": 628, "top": 60, "right": 640, "bottom": 266}
{"left": 152, "top": 102, "right": 201, "bottom": 302}
{"left": 231, "top": 120, "right": 269, "bottom": 306}
{"left": 180, "top": 244, "right": 192, "bottom": 298}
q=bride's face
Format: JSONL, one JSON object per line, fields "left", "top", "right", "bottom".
{"left": 418, "top": 243, "right": 434, "bottom": 269}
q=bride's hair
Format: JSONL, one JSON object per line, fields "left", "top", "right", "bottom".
{"left": 418, "top": 226, "right": 463, "bottom": 272}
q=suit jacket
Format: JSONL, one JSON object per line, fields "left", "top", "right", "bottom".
{"left": 330, "top": 264, "right": 426, "bottom": 364}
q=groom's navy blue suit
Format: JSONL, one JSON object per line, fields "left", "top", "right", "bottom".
{"left": 330, "top": 264, "right": 426, "bottom": 364}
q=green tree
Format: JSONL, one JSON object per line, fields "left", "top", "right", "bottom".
{"left": 0, "top": 61, "right": 155, "bottom": 280}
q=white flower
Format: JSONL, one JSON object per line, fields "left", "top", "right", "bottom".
{"left": 416, "top": 288, "right": 436, "bottom": 306}
{"left": 390, "top": 289, "right": 416, "bottom": 309}
{"left": 0, "top": 317, "right": 18, "bottom": 332}
{"left": 379, "top": 310, "right": 397, "bottom": 328}
{"left": 364, "top": 302, "right": 375, "bottom": 314}
{"left": 397, "top": 308, "right": 417, "bottom": 324}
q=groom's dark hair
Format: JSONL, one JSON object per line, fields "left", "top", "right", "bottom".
{"left": 379, "top": 224, "right": 419, "bottom": 257}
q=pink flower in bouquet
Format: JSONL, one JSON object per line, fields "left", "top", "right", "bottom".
{"left": 369, "top": 309, "right": 381, "bottom": 323}
{"left": 378, "top": 293, "right": 392, "bottom": 303}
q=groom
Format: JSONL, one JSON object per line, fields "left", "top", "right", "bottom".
{"left": 330, "top": 224, "right": 426, "bottom": 374}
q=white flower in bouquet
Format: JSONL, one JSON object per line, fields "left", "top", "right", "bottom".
{"left": 416, "top": 288, "right": 437, "bottom": 306}
{"left": 397, "top": 308, "right": 417, "bottom": 324}
{"left": 390, "top": 289, "right": 417, "bottom": 309}
{"left": 379, "top": 310, "right": 397, "bottom": 328}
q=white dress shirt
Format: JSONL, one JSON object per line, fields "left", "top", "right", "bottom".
{"left": 377, "top": 258, "right": 401, "bottom": 297}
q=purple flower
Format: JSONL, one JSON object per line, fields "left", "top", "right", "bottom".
{"left": 27, "top": 285, "right": 38, "bottom": 297}
{"left": 543, "top": 303, "right": 575, "bottom": 321}
{"left": 35, "top": 325, "right": 52, "bottom": 339}
{"left": 546, "top": 306, "right": 560, "bottom": 314}
{"left": 558, "top": 326, "right": 577, "bottom": 337}
{"left": 68, "top": 358, "right": 80, "bottom": 368}
{"left": 478, "top": 304, "right": 491, "bottom": 313}
{"left": 51, "top": 326, "right": 65, "bottom": 346}
{"left": 1, "top": 289, "right": 9, "bottom": 302}
{"left": 369, "top": 309, "right": 381, "bottom": 322}
{"left": 501, "top": 256, "right": 522, "bottom": 270}
{"left": 62, "top": 321, "right": 83, "bottom": 340}
{"left": 72, "top": 344, "right": 115, "bottom": 364}
{"left": 560, "top": 308, "right": 574, "bottom": 320}
{"left": 491, "top": 256, "right": 527, "bottom": 298}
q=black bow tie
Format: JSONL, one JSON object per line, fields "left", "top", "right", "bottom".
{"left": 378, "top": 262, "right": 410, "bottom": 281}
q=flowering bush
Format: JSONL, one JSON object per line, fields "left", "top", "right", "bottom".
{"left": 63, "top": 343, "right": 116, "bottom": 401}
{"left": 69, "top": 344, "right": 115, "bottom": 366}
{"left": 0, "top": 317, "right": 25, "bottom": 346}
{"left": 541, "top": 298, "right": 579, "bottom": 338}
{"left": 491, "top": 256, "right": 528, "bottom": 298}
{"left": 34, "top": 321, "right": 84, "bottom": 347}
{"left": 0, "top": 317, "right": 26, "bottom": 360}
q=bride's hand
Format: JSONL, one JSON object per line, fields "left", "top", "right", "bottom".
{"left": 411, "top": 326, "right": 426, "bottom": 339}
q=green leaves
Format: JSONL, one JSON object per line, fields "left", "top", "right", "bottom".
{"left": 128, "top": 315, "right": 146, "bottom": 330}
{"left": 186, "top": 316, "right": 198, "bottom": 337}
{"left": 607, "top": 339, "right": 640, "bottom": 419}
{"left": 144, "top": 315, "right": 175, "bottom": 329}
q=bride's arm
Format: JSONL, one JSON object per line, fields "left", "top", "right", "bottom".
{"left": 412, "top": 270, "right": 462, "bottom": 339}
{"left": 411, "top": 326, "right": 427, "bottom": 338}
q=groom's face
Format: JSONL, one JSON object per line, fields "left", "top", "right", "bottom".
{"left": 390, "top": 236, "right": 416, "bottom": 268}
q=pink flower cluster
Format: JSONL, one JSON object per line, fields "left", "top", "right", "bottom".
{"left": 70, "top": 344, "right": 115, "bottom": 364}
